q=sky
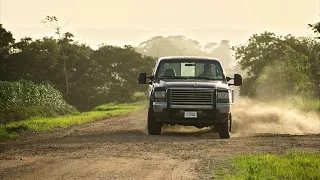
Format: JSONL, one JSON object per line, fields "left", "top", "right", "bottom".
{"left": 1, "top": 0, "right": 319, "bottom": 48}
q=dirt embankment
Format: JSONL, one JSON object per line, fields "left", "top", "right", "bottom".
{"left": 1, "top": 100, "right": 320, "bottom": 180}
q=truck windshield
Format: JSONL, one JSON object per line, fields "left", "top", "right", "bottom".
{"left": 155, "top": 60, "right": 224, "bottom": 80}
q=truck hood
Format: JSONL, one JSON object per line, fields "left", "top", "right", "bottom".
{"left": 154, "top": 79, "right": 228, "bottom": 90}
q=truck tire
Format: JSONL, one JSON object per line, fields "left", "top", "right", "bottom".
{"left": 148, "top": 108, "right": 161, "bottom": 135}
{"left": 218, "top": 113, "right": 231, "bottom": 139}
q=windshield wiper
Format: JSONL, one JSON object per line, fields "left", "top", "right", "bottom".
{"left": 187, "top": 76, "right": 216, "bottom": 80}
{"left": 188, "top": 77, "right": 222, "bottom": 80}
{"left": 158, "top": 76, "right": 184, "bottom": 79}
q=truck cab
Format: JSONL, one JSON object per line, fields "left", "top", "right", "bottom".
{"left": 138, "top": 56, "right": 242, "bottom": 139}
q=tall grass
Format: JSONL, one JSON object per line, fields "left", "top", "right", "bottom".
{"left": 0, "top": 80, "right": 76, "bottom": 123}
{"left": 215, "top": 152, "right": 320, "bottom": 180}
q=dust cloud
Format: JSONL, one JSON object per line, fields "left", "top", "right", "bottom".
{"left": 140, "top": 70, "right": 320, "bottom": 137}
{"left": 232, "top": 97, "right": 320, "bottom": 136}
{"left": 153, "top": 97, "right": 320, "bottom": 137}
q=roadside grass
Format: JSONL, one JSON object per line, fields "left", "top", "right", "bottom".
{"left": 214, "top": 152, "right": 320, "bottom": 180}
{"left": 285, "top": 96, "right": 320, "bottom": 112}
{"left": 257, "top": 96, "right": 320, "bottom": 112}
{"left": 0, "top": 106, "right": 77, "bottom": 124}
{"left": 0, "top": 101, "right": 147, "bottom": 140}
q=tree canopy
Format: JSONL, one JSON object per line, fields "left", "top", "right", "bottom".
{"left": 0, "top": 21, "right": 157, "bottom": 111}
{"left": 233, "top": 30, "right": 320, "bottom": 100}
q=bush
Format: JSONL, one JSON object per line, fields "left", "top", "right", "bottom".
{"left": 0, "top": 80, "right": 77, "bottom": 123}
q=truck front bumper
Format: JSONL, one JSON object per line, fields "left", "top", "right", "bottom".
{"left": 152, "top": 102, "right": 230, "bottom": 124}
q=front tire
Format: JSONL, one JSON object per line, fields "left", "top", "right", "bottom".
{"left": 218, "top": 113, "right": 232, "bottom": 139}
{"left": 147, "top": 108, "right": 162, "bottom": 135}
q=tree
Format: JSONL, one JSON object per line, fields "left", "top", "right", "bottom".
{"left": 233, "top": 32, "right": 315, "bottom": 99}
{"left": 136, "top": 36, "right": 184, "bottom": 57}
{"left": 0, "top": 24, "right": 14, "bottom": 56}
{"left": 3, "top": 37, "right": 59, "bottom": 82}
{"left": 91, "top": 45, "right": 156, "bottom": 105}
{"left": 42, "top": 16, "right": 93, "bottom": 96}
{"left": 0, "top": 20, "right": 158, "bottom": 111}
{"left": 0, "top": 24, "right": 15, "bottom": 80}
{"left": 308, "top": 22, "right": 320, "bottom": 38}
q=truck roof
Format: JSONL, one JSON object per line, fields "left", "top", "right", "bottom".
{"left": 158, "top": 56, "right": 221, "bottom": 62}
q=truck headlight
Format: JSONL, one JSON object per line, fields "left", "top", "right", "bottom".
{"left": 154, "top": 91, "right": 166, "bottom": 99}
{"left": 217, "top": 91, "right": 231, "bottom": 103}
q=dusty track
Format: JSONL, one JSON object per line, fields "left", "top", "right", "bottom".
{"left": 1, "top": 109, "right": 320, "bottom": 180}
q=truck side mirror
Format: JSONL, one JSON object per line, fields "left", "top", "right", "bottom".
{"left": 234, "top": 74, "right": 242, "bottom": 86}
{"left": 138, "top": 72, "right": 147, "bottom": 84}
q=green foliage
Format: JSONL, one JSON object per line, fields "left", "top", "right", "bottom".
{"left": 1, "top": 21, "right": 235, "bottom": 113}
{"left": 86, "top": 45, "right": 156, "bottom": 108}
{"left": 290, "top": 97, "right": 320, "bottom": 112}
{"left": 0, "top": 22, "right": 157, "bottom": 111}
{"left": 233, "top": 32, "right": 320, "bottom": 100}
{"left": 0, "top": 24, "right": 15, "bottom": 56}
{"left": 0, "top": 106, "right": 75, "bottom": 124}
{"left": 216, "top": 152, "right": 320, "bottom": 180}
{"left": 0, "top": 80, "right": 76, "bottom": 123}
{"left": 0, "top": 24, "right": 15, "bottom": 80}
{"left": 93, "top": 101, "right": 146, "bottom": 111}
{"left": 0, "top": 101, "right": 147, "bottom": 140}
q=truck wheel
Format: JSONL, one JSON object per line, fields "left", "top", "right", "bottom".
{"left": 218, "top": 113, "right": 231, "bottom": 139}
{"left": 148, "top": 108, "right": 161, "bottom": 135}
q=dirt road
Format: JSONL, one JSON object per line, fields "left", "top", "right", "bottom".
{"left": 1, "top": 108, "right": 320, "bottom": 180}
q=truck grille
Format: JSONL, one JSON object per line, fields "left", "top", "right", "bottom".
{"left": 169, "top": 89, "right": 213, "bottom": 105}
